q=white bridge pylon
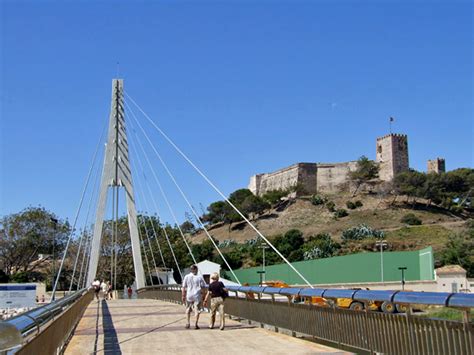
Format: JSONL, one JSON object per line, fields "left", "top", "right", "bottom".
{"left": 86, "top": 79, "right": 146, "bottom": 288}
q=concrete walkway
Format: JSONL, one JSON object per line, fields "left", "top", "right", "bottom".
{"left": 65, "top": 298, "right": 346, "bottom": 354}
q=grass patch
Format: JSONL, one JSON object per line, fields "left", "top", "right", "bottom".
{"left": 385, "top": 225, "right": 453, "bottom": 251}
{"left": 419, "top": 307, "right": 474, "bottom": 322}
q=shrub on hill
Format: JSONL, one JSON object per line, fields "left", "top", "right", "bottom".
{"left": 401, "top": 213, "right": 422, "bottom": 226}
{"left": 326, "top": 201, "right": 336, "bottom": 212}
{"left": 342, "top": 224, "right": 385, "bottom": 241}
{"left": 311, "top": 194, "right": 327, "bottom": 206}
{"left": 334, "top": 209, "right": 349, "bottom": 218}
{"left": 303, "top": 233, "right": 341, "bottom": 260}
{"left": 346, "top": 200, "right": 363, "bottom": 209}
{"left": 346, "top": 201, "right": 356, "bottom": 209}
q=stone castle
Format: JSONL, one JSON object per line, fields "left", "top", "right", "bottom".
{"left": 249, "top": 133, "right": 445, "bottom": 196}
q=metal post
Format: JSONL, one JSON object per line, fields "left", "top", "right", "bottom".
{"left": 398, "top": 267, "right": 407, "bottom": 290}
{"left": 376, "top": 240, "right": 387, "bottom": 283}
{"left": 259, "top": 242, "right": 269, "bottom": 283}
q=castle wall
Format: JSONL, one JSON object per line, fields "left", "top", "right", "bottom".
{"left": 427, "top": 158, "right": 446, "bottom": 174}
{"left": 249, "top": 133, "right": 411, "bottom": 196}
{"left": 297, "top": 163, "right": 318, "bottom": 195}
{"left": 249, "top": 163, "right": 317, "bottom": 196}
{"left": 248, "top": 174, "right": 262, "bottom": 195}
{"left": 316, "top": 161, "right": 358, "bottom": 193}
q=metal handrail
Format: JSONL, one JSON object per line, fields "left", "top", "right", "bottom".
{"left": 0, "top": 288, "right": 89, "bottom": 352}
{"left": 138, "top": 284, "right": 474, "bottom": 308}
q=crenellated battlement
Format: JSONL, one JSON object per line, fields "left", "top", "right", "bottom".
{"left": 376, "top": 133, "right": 408, "bottom": 141}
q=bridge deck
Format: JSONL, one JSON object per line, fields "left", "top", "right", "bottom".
{"left": 65, "top": 298, "right": 345, "bottom": 354}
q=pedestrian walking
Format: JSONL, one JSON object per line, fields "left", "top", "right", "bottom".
{"left": 100, "top": 280, "right": 107, "bottom": 300}
{"left": 127, "top": 286, "right": 133, "bottom": 299}
{"left": 204, "top": 272, "right": 228, "bottom": 330}
{"left": 107, "top": 281, "right": 113, "bottom": 300}
{"left": 181, "top": 264, "right": 206, "bottom": 329}
{"left": 92, "top": 280, "right": 101, "bottom": 301}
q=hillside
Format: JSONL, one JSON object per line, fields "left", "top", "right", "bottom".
{"left": 191, "top": 192, "right": 469, "bottom": 254}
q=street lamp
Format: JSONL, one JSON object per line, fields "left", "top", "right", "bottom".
{"left": 398, "top": 267, "right": 407, "bottom": 290}
{"left": 375, "top": 240, "right": 388, "bottom": 283}
{"left": 257, "top": 271, "right": 265, "bottom": 286}
{"left": 259, "top": 242, "right": 269, "bottom": 283}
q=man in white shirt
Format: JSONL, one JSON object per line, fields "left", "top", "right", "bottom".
{"left": 182, "top": 264, "right": 206, "bottom": 329}
{"left": 92, "top": 279, "right": 101, "bottom": 301}
{"left": 100, "top": 280, "right": 107, "bottom": 300}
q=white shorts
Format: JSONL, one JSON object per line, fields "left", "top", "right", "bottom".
{"left": 185, "top": 300, "right": 202, "bottom": 316}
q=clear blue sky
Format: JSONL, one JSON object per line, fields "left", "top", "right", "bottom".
{"left": 1, "top": 0, "right": 472, "bottom": 228}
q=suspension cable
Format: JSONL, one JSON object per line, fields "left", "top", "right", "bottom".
{"left": 126, "top": 100, "right": 239, "bottom": 284}
{"left": 76, "top": 150, "right": 102, "bottom": 290}
{"left": 125, "top": 93, "right": 312, "bottom": 288}
{"left": 52, "top": 118, "right": 108, "bottom": 299}
{"left": 130, "top": 132, "right": 166, "bottom": 273}
{"left": 77, "top": 231, "right": 90, "bottom": 290}
{"left": 81, "top": 230, "right": 94, "bottom": 289}
{"left": 110, "top": 183, "right": 116, "bottom": 287}
{"left": 137, "top": 214, "right": 154, "bottom": 286}
{"left": 127, "top": 114, "right": 184, "bottom": 281}
{"left": 134, "top": 182, "right": 160, "bottom": 278}
{"left": 113, "top": 186, "right": 119, "bottom": 291}
{"left": 68, "top": 230, "right": 86, "bottom": 292}
{"left": 126, "top": 110, "right": 197, "bottom": 266}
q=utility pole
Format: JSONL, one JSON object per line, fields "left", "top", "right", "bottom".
{"left": 398, "top": 267, "right": 407, "bottom": 290}
{"left": 375, "top": 240, "right": 387, "bottom": 283}
{"left": 259, "top": 242, "right": 269, "bottom": 283}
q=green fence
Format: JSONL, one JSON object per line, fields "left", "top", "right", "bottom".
{"left": 229, "top": 247, "right": 434, "bottom": 285}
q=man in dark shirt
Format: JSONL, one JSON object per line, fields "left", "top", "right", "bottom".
{"left": 204, "top": 272, "right": 228, "bottom": 330}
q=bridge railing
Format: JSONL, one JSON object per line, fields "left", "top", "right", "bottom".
{"left": 0, "top": 288, "right": 93, "bottom": 355}
{"left": 138, "top": 284, "right": 474, "bottom": 355}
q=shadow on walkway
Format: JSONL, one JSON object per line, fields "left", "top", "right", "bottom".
{"left": 101, "top": 300, "right": 122, "bottom": 354}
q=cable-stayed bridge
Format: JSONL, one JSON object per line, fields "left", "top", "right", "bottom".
{"left": 0, "top": 80, "right": 472, "bottom": 355}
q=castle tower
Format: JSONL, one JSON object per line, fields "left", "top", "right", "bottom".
{"left": 427, "top": 158, "right": 446, "bottom": 174}
{"left": 376, "top": 133, "right": 409, "bottom": 181}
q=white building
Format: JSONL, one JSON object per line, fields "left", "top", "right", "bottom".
{"left": 193, "top": 260, "right": 240, "bottom": 286}
{"left": 435, "top": 265, "right": 470, "bottom": 293}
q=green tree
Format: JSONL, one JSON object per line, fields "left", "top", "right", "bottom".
{"left": 349, "top": 156, "right": 379, "bottom": 195}
{"left": 273, "top": 229, "right": 304, "bottom": 258}
{"left": 0, "top": 207, "right": 70, "bottom": 277}
{"left": 203, "top": 201, "right": 228, "bottom": 224}
{"left": 191, "top": 238, "right": 215, "bottom": 262}
{"left": 393, "top": 170, "right": 427, "bottom": 204}
{"left": 180, "top": 221, "right": 195, "bottom": 234}
{"left": 438, "top": 234, "right": 474, "bottom": 277}
{"left": 229, "top": 189, "right": 254, "bottom": 206}
{"left": 262, "top": 189, "right": 289, "bottom": 205}
{"left": 241, "top": 195, "right": 270, "bottom": 217}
